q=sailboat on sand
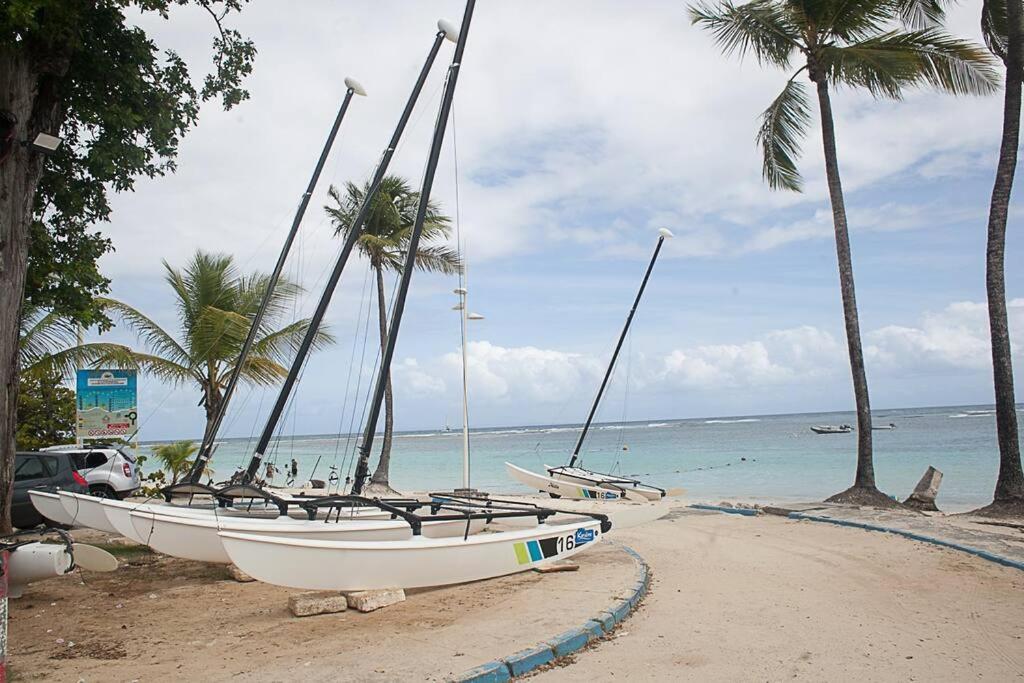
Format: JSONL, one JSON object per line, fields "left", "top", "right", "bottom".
{"left": 219, "top": 0, "right": 613, "bottom": 591}
{"left": 506, "top": 229, "right": 672, "bottom": 502}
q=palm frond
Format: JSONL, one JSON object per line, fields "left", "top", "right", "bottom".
{"left": 757, "top": 77, "right": 811, "bottom": 191}
{"left": 825, "top": 29, "right": 1001, "bottom": 97}
{"left": 689, "top": 0, "right": 801, "bottom": 68}
{"left": 235, "top": 355, "right": 291, "bottom": 387}
{"left": 413, "top": 245, "right": 463, "bottom": 275}
{"left": 74, "top": 343, "right": 195, "bottom": 385}
{"left": 247, "top": 318, "right": 335, "bottom": 368}
{"left": 893, "top": 0, "right": 950, "bottom": 30}
{"left": 22, "top": 342, "right": 139, "bottom": 381}
{"left": 18, "top": 306, "right": 80, "bottom": 370}
{"left": 97, "top": 297, "right": 192, "bottom": 366}
{"left": 982, "top": 0, "right": 1009, "bottom": 62}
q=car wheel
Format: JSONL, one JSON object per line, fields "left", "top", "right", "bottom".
{"left": 89, "top": 484, "right": 117, "bottom": 499}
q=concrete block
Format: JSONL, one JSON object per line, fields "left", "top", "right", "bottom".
{"left": 227, "top": 564, "right": 255, "bottom": 582}
{"left": 546, "top": 626, "right": 593, "bottom": 658}
{"left": 596, "top": 610, "right": 617, "bottom": 631}
{"left": 288, "top": 591, "right": 347, "bottom": 617}
{"left": 454, "top": 660, "right": 511, "bottom": 683}
{"left": 583, "top": 619, "right": 604, "bottom": 640}
{"left": 904, "top": 466, "right": 943, "bottom": 511}
{"left": 502, "top": 644, "right": 554, "bottom": 677}
{"left": 344, "top": 588, "right": 405, "bottom": 612}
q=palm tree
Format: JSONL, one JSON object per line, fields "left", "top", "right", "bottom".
{"left": 325, "top": 175, "right": 459, "bottom": 490}
{"left": 95, "top": 250, "right": 333, "bottom": 443}
{"left": 690, "top": 0, "right": 998, "bottom": 506}
{"left": 972, "top": 0, "right": 1024, "bottom": 517}
{"left": 152, "top": 440, "right": 199, "bottom": 486}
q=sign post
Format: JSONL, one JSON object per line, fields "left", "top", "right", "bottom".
{"left": 75, "top": 369, "right": 138, "bottom": 442}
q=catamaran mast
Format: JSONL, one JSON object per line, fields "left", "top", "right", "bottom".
{"left": 183, "top": 79, "right": 366, "bottom": 485}
{"left": 351, "top": 0, "right": 477, "bottom": 495}
{"left": 240, "top": 21, "right": 459, "bottom": 484}
{"left": 568, "top": 228, "right": 673, "bottom": 468}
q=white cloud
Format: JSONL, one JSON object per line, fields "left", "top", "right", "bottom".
{"left": 401, "top": 301, "right": 1021, "bottom": 416}
{"left": 867, "top": 299, "right": 1024, "bottom": 371}
{"left": 437, "top": 341, "right": 604, "bottom": 404}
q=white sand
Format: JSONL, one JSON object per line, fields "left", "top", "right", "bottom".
{"left": 535, "top": 507, "right": 1024, "bottom": 681}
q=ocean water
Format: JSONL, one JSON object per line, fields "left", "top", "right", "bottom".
{"left": 140, "top": 404, "right": 1023, "bottom": 512}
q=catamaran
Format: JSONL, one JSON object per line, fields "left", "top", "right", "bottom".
{"left": 506, "top": 229, "right": 672, "bottom": 501}
{"left": 31, "top": 18, "right": 465, "bottom": 547}
{"left": 217, "top": 0, "right": 613, "bottom": 591}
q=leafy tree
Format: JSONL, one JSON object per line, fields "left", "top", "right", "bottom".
{"left": 93, "top": 250, "right": 334, "bottom": 446}
{"left": 0, "top": 1, "right": 255, "bottom": 532}
{"left": 151, "top": 440, "right": 198, "bottom": 486}
{"left": 972, "top": 0, "right": 1024, "bottom": 518}
{"left": 325, "top": 176, "right": 459, "bottom": 490}
{"left": 689, "top": 0, "right": 998, "bottom": 506}
{"left": 15, "top": 369, "right": 75, "bottom": 450}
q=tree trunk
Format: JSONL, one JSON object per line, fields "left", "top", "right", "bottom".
{"left": 0, "top": 48, "right": 65, "bottom": 533}
{"left": 976, "top": 0, "right": 1024, "bottom": 517}
{"left": 812, "top": 78, "right": 892, "bottom": 508}
{"left": 370, "top": 265, "right": 395, "bottom": 486}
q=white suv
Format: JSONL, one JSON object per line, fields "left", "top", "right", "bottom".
{"left": 41, "top": 444, "right": 141, "bottom": 499}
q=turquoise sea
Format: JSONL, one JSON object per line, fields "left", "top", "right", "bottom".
{"left": 140, "top": 404, "right": 1023, "bottom": 512}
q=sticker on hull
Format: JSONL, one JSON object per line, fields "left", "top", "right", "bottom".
{"left": 513, "top": 528, "right": 597, "bottom": 565}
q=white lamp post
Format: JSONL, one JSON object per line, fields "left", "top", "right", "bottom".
{"left": 453, "top": 285, "right": 483, "bottom": 492}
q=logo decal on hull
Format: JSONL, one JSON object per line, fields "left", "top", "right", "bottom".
{"left": 513, "top": 527, "right": 598, "bottom": 565}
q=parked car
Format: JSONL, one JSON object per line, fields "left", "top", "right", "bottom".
{"left": 41, "top": 443, "right": 141, "bottom": 499}
{"left": 12, "top": 451, "right": 89, "bottom": 529}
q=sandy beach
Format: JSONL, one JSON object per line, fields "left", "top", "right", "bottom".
{"left": 536, "top": 506, "right": 1024, "bottom": 681}
{"left": 8, "top": 499, "right": 1023, "bottom": 681}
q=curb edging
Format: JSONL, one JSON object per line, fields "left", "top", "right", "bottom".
{"left": 689, "top": 503, "right": 759, "bottom": 516}
{"left": 452, "top": 543, "right": 650, "bottom": 682}
{"left": 788, "top": 512, "right": 1024, "bottom": 572}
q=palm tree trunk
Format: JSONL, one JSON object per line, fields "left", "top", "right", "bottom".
{"left": 370, "top": 265, "right": 395, "bottom": 486}
{"left": 813, "top": 79, "right": 890, "bottom": 506}
{"left": 979, "top": 0, "right": 1024, "bottom": 515}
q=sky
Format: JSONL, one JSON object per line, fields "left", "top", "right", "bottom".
{"left": 84, "top": 0, "right": 1023, "bottom": 441}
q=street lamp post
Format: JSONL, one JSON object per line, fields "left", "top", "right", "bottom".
{"left": 452, "top": 286, "right": 483, "bottom": 493}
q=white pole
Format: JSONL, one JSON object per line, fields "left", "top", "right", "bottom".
{"left": 459, "top": 279, "right": 470, "bottom": 490}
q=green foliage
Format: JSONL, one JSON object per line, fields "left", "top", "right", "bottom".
{"left": 15, "top": 369, "right": 76, "bottom": 450}
{"left": 88, "top": 250, "right": 333, "bottom": 428}
{"left": 151, "top": 440, "right": 197, "bottom": 486}
{"left": 325, "top": 175, "right": 461, "bottom": 276}
{"left": 689, "top": 0, "right": 999, "bottom": 191}
{"left": 2, "top": 0, "right": 255, "bottom": 326}
{"left": 982, "top": 0, "right": 1010, "bottom": 62}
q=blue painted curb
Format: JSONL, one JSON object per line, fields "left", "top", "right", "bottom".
{"left": 789, "top": 512, "right": 1024, "bottom": 572}
{"left": 453, "top": 543, "right": 650, "bottom": 682}
{"left": 689, "top": 503, "right": 759, "bottom": 516}
{"left": 504, "top": 645, "right": 555, "bottom": 678}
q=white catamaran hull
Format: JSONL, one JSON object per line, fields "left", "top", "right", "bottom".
{"left": 99, "top": 498, "right": 391, "bottom": 544}
{"left": 220, "top": 519, "right": 604, "bottom": 591}
{"left": 58, "top": 491, "right": 118, "bottom": 533}
{"left": 547, "top": 465, "right": 664, "bottom": 501}
{"left": 505, "top": 462, "right": 625, "bottom": 500}
{"left": 28, "top": 490, "right": 79, "bottom": 527}
{"left": 129, "top": 510, "right": 487, "bottom": 564}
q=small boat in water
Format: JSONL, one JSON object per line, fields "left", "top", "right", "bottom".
{"left": 810, "top": 424, "right": 853, "bottom": 434}
{"left": 872, "top": 423, "right": 897, "bottom": 430}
